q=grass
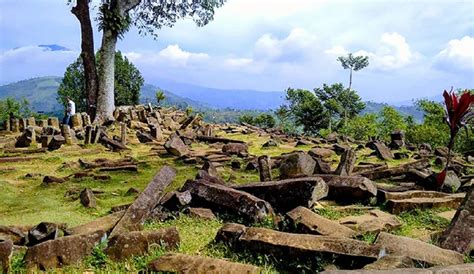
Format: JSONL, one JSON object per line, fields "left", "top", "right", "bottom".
{"left": 393, "top": 208, "right": 451, "bottom": 241}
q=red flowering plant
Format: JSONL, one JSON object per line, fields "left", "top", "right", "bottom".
{"left": 436, "top": 89, "right": 474, "bottom": 187}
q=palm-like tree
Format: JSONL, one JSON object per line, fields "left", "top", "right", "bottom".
{"left": 337, "top": 53, "right": 369, "bottom": 90}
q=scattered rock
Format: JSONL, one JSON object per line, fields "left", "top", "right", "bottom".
{"left": 136, "top": 131, "right": 155, "bottom": 143}
{"left": 389, "top": 130, "right": 405, "bottom": 149}
{"left": 372, "top": 142, "right": 393, "bottom": 161}
{"left": 69, "top": 211, "right": 125, "bottom": 235}
{"left": 110, "top": 166, "right": 176, "bottom": 238}
{"left": 0, "top": 239, "right": 13, "bottom": 273}
{"left": 257, "top": 155, "right": 272, "bottom": 182}
{"left": 339, "top": 209, "right": 402, "bottom": 234}
{"left": 48, "top": 135, "right": 65, "bottom": 151}
{"left": 279, "top": 151, "right": 316, "bottom": 179}
{"left": 27, "top": 222, "right": 62, "bottom": 246}
{"left": 385, "top": 192, "right": 465, "bottom": 214}
{"left": 262, "top": 139, "right": 278, "bottom": 148}
{"left": 25, "top": 231, "right": 105, "bottom": 270}
{"left": 222, "top": 143, "right": 248, "bottom": 157}
{"left": 185, "top": 207, "right": 216, "bottom": 220}
{"left": 234, "top": 177, "right": 328, "bottom": 212}
{"left": 0, "top": 225, "right": 28, "bottom": 245}
{"left": 159, "top": 190, "right": 193, "bottom": 211}
{"left": 441, "top": 170, "right": 461, "bottom": 193}
{"left": 286, "top": 206, "right": 357, "bottom": 238}
{"left": 318, "top": 175, "right": 378, "bottom": 202}
{"left": 182, "top": 180, "right": 274, "bottom": 223}
{"left": 335, "top": 148, "right": 356, "bottom": 176}
{"left": 80, "top": 188, "right": 97, "bottom": 208}
{"left": 125, "top": 187, "right": 140, "bottom": 196}
{"left": 439, "top": 189, "right": 473, "bottom": 255}
{"left": 164, "top": 133, "right": 189, "bottom": 157}
{"left": 309, "top": 147, "right": 335, "bottom": 159}
{"left": 148, "top": 253, "right": 260, "bottom": 273}
{"left": 42, "top": 175, "right": 67, "bottom": 185}
{"left": 106, "top": 228, "right": 180, "bottom": 261}
{"left": 436, "top": 210, "right": 457, "bottom": 221}
{"left": 374, "top": 232, "right": 464, "bottom": 266}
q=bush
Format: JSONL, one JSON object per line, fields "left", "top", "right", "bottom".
{"left": 339, "top": 113, "right": 378, "bottom": 141}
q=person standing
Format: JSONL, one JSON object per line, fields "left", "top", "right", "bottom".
{"left": 62, "top": 97, "right": 76, "bottom": 126}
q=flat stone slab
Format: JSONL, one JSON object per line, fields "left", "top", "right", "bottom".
{"left": 386, "top": 194, "right": 465, "bottom": 214}
{"left": 148, "top": 253, "right": 260, "bottom": 273}
{"left": 234, "top": 177, "right": 328, "bottom": 212}
{"left": 339, "top": 209, "right": 401, "bottom": 234}
{"left": 110, "top": 166, "right": 176, "bottom": 238}
{"left": 235, "top": 226, "right": 381, "bottom": 262}
{"left": 318, "top": 175, "right": 377, "bottom": 202}
{"left": 25, "top": 231, "right": 105, "bottom": 270}
{"left": 105, "top": 227, "right": 180, "bottom": 261}
{"left": 69, "top": 211, "right": 125, "bottom": 235}
{"left": 374, "top": 232, "right": 464, "bottom": 266}
{"left": 287, "top": 206, "right": 357, "bottom": 238}
{"left": 183, "top": 180, "right": 274, "bottom": 223}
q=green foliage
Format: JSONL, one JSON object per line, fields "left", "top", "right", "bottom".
{"left": 337, "top": 53, "right": 370, "bottom": 72}
{"left": 339, "top": 113, "right": 378, "bottom": 141}
{"left": 155, "top": 89, "right": 166, "bottom": 105}
{"left": 0, "top": 97, "right": 32, "bottom": 122}
{"left": 84, "top": 241, "right": 109, "bottom": 268}
{"left": 393, "top": 208, "right": 450, "bottom": 238}
{"left": 239, "top": 113, "right": 276, "bottom": 129}
{"left": 314, "top": 83, "right": 365, "bottom": 130}
{"left": 378, "top": 106, "right": 407, "bottom": 141}
{"left": 282, "top": 88, "right": 328, "bottom": 135}
{"left": 58, "top": 51, "right": 144, "bottom": 112}
{"left": 98, "top": 3, "right": 131, "bottom": 38}
{"left": 185, "top": 106, "right": 193, "bottom": 116}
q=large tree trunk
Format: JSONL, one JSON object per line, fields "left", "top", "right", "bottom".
{"left": 96, "top": 28, "right": 118, "bottom": 122}
{"left": 95, "top": 0, "right": 141, "bottom": 122}
{"left": 71, "top": 0, "right": 98, "bottom": 121}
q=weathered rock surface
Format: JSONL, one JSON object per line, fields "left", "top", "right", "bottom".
{"left": 279, "top": 151, "right": 316, "bottom": 179}
{"left": 183, "top": 180, "right": 274, "bottom": 222}
{"left": 318, "top": 175, "right": 378, "bottom": 202}
{"left": 363, "top": 255, "right": 414, "bottom": 270}
{"left": 439, "top": 189, "right": 473, "bottom": 255}
{"left": 389, "top": 130, "right": 405, "bottom": 149}
{"left": 185, "top": 207, "right": 217, "bottom": 220}
{"left": 79, "top": 188, "right": 96, "bottom": 208}
{"left": 0, "top": 239, "right": 13, "bottom": 273}
{"left": 385, "top": 192, "right": 465, "bottom": 214}
{"left": 110, "top": 166, "right": 176, "bottom": 238}
{"left": 374, "top": 232, "right": 464, "bottom": 266}
{"left": 148, "top": 253, "right": 261, "bottom": 273}
{"left": 69, "top": 211, "right": 125, "bottom": 235}
{"left": 159, "top": 190, "right": 193, "bottom": 211}
{"left": 222, "top": 143, "right": 248, "bottom": 156}
{"left": 164, "top": 133, "right": 189, "bottom": 157}
{"left": 27, "top": 222, "right": 62, "bottom": 246}
{"left": 309, "top": 147, "right": 335, "bottom": 159}
{"left": 234, "top": 177, "right": 328, "bottom": 212}
{"left": 0, "top": 225, "right": 28, "bottom": 245}
{"left": 286, "top": 206, "right": 357, "bottom": 238}
{"left": 25, "top": 231, "right": 105, "bottom": 270}
{"left": 339, "top": 210, "right": 402, "bottom": 233}
{"left": 335, "top": 148, "right": 357, "bottom": 176}
{"left": 358, "top": 159, "right": 430, "bottom": 180}
{"left": 234, "top": 227, "right": 380, "bottom": 262}
{"left": 105, "top": 227, "right": 179, "bottom": 261}
{"left": 258, "top": 155, "right": 272, "bottom": 182}
{"left": 373, "top": 142, "right": 393, "bottom": 160}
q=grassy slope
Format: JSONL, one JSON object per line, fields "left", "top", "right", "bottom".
{"left": 0, "top": 129, "right": 466, "bottom": 272}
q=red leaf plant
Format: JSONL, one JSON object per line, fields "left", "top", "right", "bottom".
{"left": 436, "top": 89, "right": 474, "bottom": 188}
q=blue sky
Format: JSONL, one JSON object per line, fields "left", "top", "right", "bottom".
{"left": 0, "top": 0, "right": 473, "bottom": 103}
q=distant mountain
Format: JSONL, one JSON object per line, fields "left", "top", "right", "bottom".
{"left": 0, "top": 77, "right": 424, "bottom": 122}
{"left": 0, "top": 76, "right": 63, "bottom": 113}
{"left": 0, "top": 76, "right": 209, "bottom": 114}
{"left": 152, "top": 78, "right": 285, "bottom": 110}
{"left": 38, "top": 44, "right": 71, "bottom": 51}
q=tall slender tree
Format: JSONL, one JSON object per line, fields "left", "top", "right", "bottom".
{"left": 337, "top": 53, "right": 369, "bottom": 90}
{"left": 70, "top": 0, "right": 98, "bottom": 120}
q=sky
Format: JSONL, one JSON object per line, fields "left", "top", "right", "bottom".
{"left": 0, "top": 0, "right": 473, "bottom": 103}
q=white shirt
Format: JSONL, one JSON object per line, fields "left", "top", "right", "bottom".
{"left": 67, "top": 100, "right": 76, "bottom": 115}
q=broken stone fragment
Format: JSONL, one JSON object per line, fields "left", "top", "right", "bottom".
{"left": 234, "top": 177, "right": 328, "bottom": 212}
{"left": 374, "top": 232, "right": 464, "bottom": 266}
{"left": 222, "top": 142, "right": 249, "bottom": 157}
{"left": 80, "top": 188, "right": 97, "bottom": 208}
{"left": 69, "top": 211, "right": 125, "bottom": 235}
{"left": 164, "top": 132, "right": 189, "bottom": 157}
{"left": 439, "top": 189, "right": 474, "bottom": 255}
{"left": 110, "top": 166, "right": 176, "bottom": 238}
{"left": 318, "top": 175, "right": 378, "bottom": 202}
{"left": 25, "top": 230, "right": 105, "bottom": 271}
{"left": 0, "top": 239, "right": 13, "bottom": 274}
{"left": 27, "top": 222, "right": 63, "bottom": 246}
{"left": 322, "top": 264, "right": 474, "bottom": 274}
{"left": 363, "top": 255, "right": 414, "bottom": 270}
{"left": 105, "top": 227, "right": 180, "bottom": 261}
{"left": 148, "top": 253, "right": 260, "bottom": 273}
{"left": 279, "top": 151, "right": 316, "bottom": 179}
{"left": 286, "top": 206, "right": 357, "bottom": 238}
{"left": 335, "top": 148, "right": 357, "bottom": 176}
{"left": 185, "top": 207, "right": 216, "bottom": 220}
{"left": 339, "top": 209, "right": 402, "bottom": 234}
{"left": 182, "top": 180, "right": 274, "bottom": 223}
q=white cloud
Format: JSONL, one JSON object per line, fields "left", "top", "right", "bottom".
{"left": 325, "top": 32, "right": 420, "bottom": 71}
{"left": 126, "top": 45, "right": 209, "bottom": 68}
{"left": 435, "top": 36, "right": 474, "bottom": 70}
{"left": 0, "top": 46, "right": 78, "bottom": 84}
{"left": 253, "top": 28, "right": 317, "bottom": 62}
{"left": 224, "top": 58, "right": 254, "bottom": 67}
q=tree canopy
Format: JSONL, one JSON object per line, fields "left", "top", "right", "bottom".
{"left": 337, "top": 53, "right": 369, "bottom": 90}
{"left": 58, "top": 51, "right": 144, "bottom": 113}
